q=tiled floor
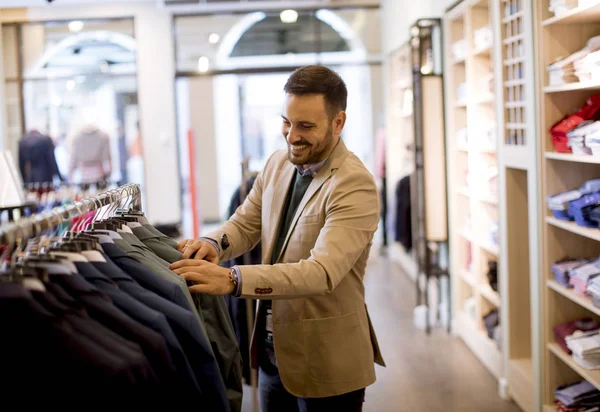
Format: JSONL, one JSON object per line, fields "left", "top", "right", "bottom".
{"left": 242, "top": 252, "right": 521, "bottom": 412}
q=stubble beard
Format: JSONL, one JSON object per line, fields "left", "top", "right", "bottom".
{"left": 287, "top": 126, "right": 334, "bottom": 166}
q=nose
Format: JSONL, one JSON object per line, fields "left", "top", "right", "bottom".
{"left": 286, "top": 125, "right": 301, "bottom": 144}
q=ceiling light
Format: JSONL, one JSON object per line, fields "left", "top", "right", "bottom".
{"left": 280, "top": 9, "right": 298, "bottom": 24}
{"left": 208, "top": 33, "right": 220, "bottom": 44}
{"left": 197, "top": 56, "right": 209, "bottom": 73}
{"left": 68, "top": 20, "right": 84, "bottom": 33}
{"left": 66, "top": 80, "right": 75, "bottom": 91}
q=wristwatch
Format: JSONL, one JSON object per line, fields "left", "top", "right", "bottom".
{"left": 229, "top": 268, "right": 239, "bottom": 293}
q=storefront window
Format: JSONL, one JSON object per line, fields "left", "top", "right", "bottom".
{"left": 3, "top": 18, "right": 144, "bottom": 193}
{"left": 174, "top": 8, "right": 382, "bottom": 235}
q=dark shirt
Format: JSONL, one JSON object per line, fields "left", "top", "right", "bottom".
{"left": 263, "top": 171, "right": 314, "bottom": 372}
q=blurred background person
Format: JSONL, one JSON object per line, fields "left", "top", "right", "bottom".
{"left": 18, "top": 126, "right": 64, "bottom": 185}
{"left": 68, "top": 124, "right": 112, "bottom": 184}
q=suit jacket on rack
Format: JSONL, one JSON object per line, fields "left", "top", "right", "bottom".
{"left": 205, "top": 140, "right": 385, "bottom": 398}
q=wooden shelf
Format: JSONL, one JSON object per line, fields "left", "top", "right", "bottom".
{"left": 479, "top": 193, "right": 499, "bottom": 205}
{"left": 542, "top": 1, "right": 600, "bottom": 26}
{"left": 545, "top": 152, "right": 600, "bottom": 164}
{"left": 547, "top": 280, "right": 600, "bottom": 317}
{"left": 456, "top": 312, "right": 502, "bottom": 379}
{"left": 457, "top": 186, "right": 471, "bottom": 198}
{"left": 460, "top": 269, "right": 477, "bottom": 287}
{"left": 479, "top": 241, "right": 500, "bottom": 257}
{"left": 548, "top": 342, "right": 600, "bottom": 391}
{"left": 476, "top": 95, "right": 495, "bottom": 104}
{"left": 479, "top": 283, "right": 501, "bottom": 307}
{"left": 445, "top": 1, "right": 503, "bottom": 396}
{"left": 473, "top": 45, "right": 492, "bottom": 57}
{"left": 546, "top": 216, "right": 600, "bottom": 242}
{"left": 544, "top": 80, "right": 600, "bottom": 93}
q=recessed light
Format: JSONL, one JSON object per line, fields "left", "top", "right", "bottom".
{"left": 280, "top": 9, "right": 298, "bottom": 24}
{"left": 198, "top": 56, "right": 209, "bottom": 73}
{"left": 208, "top": 33, "right": 220, "bottom": 44}
{"left": 68, "top": 21, "right": 84, "bottom": 33}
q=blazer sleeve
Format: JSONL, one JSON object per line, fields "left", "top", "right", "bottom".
{"left": 237, "top": 168, "right": 380, "bottom": 299}
{"left": 203, "top": 162, "right": 267, "bottom": 263}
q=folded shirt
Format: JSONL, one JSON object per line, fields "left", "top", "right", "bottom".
{"left": 555, "top": 380, "right": 600, "bottom": 408}
{"left": 548, "top": 190, "right": 583, "bottom": 210}
{"left": 554, "top": 318, "right": 600, "bottom": 354}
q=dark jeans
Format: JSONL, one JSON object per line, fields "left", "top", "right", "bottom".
{"left": 258, "top": 367, "right": 366, "bottom": 412}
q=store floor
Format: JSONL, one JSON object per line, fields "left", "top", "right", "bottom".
{"left": 241, "top": 252, "right": 521, "bottom": 412}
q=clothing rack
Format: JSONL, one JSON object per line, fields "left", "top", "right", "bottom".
{"left": 0, "top": 183, "right": 142, "bottom": 250}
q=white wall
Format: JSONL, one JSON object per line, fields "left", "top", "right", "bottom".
{"left": 26, "top": 3, "right": 181, "bottom": 225}
{"left": 381, "top": 0, "right": 456, "bottom": 55}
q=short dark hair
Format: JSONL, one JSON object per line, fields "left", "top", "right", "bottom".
{"left": 284, "top": 65, "right": 347, "bottom": 119}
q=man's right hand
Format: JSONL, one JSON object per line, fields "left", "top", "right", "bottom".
{"left": 176, "top": 239, "right": 220, "bottom": 264}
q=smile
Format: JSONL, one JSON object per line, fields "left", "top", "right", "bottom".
{"left": 291, "top": 144, "right": 308, "bottom": 154}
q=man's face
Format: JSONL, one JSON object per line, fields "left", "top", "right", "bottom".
{"left": 281, "top": 93, "right": 337, "bottom": 166}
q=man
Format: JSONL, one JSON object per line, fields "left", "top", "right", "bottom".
{"left": 170, "top": 65, "right": 385, "bottom": 411}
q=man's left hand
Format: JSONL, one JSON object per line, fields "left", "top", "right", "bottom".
{"left": 169, "top": 260, "right": 235, "bottom": 296}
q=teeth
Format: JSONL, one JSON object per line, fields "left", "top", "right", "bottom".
{"left": 293, "top": 145, "right": 307, "bottom": 150}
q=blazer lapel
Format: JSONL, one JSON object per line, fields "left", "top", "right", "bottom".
{"left": 272, "top": 140, "right": 350, "bottom": 264}
{"left": 265, "top": 162, "right": 296, "bottom": 264}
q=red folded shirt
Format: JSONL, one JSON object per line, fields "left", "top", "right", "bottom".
{"left": 553, "top": 318, "right": 600, "bottom": 355}
{"left": 550, "top": 93, "right": 600, "bottom": 153}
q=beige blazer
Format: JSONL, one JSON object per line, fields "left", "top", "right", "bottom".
{"left": 205, "top": 140, "right": 385, "bottom": 398}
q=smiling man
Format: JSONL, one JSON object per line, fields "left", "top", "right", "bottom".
{"left": 170, "top": 65, "right": 385, "bottom": 412}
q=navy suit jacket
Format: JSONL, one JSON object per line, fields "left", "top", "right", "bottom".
{"left": 0, "top": 283, "right": 152, "bottom": 404}
{"left": 53, "top": 270, "right": 202, "bottom": 400}
{"left": 44, "top": 280, "right": 176, "bottom": 391}
{"left": 82, "top": 259, "right": 230, "bottom": 412}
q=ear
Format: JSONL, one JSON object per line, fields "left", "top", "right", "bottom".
{"left": 332, "top": 111, "right": 347, "bottom": 136}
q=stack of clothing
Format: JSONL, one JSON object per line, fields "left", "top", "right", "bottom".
{"left": 483, "top": 309, "right": 499, "bottom": 340}
{"left": 554, "top": 318, "right": 600, "bottom": 354}
{"left": 552, "top": 259, "right": 590, "bottom": 287}
{"left": 487, "top": 261, "right": 498, "bottom": 292}
{"left": 548, "top": 189, "right": 583, "bottom": 220}
{"left": 568, "top": 192, "right": 600, "bottom": 228}
{"left": 569, "top": 259, "right": 600, "bottom": 295}
{"left": 555, "top": 380, "right": 600, "bottom": 412}
{"left": 567, "top": 121, "right": 600, "bottom": 155}
{"left": 574, "top": 49, "right": 600, "bottom": 84}
{"left": 548, "top": 179, "right": 600, "bottom": 225}
{"left": 549, "top": 0, "right": 580, "bottom": 17}
{"left": 587, "top": 276, "right": 600, "bottom": 307}
{"left": 547, "top": 35, "right": 600, "bottom": 85}
{"left": 474, "top": 26, "right": 492, "bottom": 51}
{"left": 566, "top": 330, "right": 600, "bottom": 369}
{"left": 549, "top": 93, "right": 600, "bottom": 153}
{"left": 452, "top": 39, "right": 467, "bottom": 61}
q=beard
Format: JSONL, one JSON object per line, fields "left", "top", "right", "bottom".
{"left": 287, "top": 126, "right": 334, "bottom": 166}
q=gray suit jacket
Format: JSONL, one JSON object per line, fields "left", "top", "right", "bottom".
{"left": 135, "top": 233, "right": 243, "bottom": 412}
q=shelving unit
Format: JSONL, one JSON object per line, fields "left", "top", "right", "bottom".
{"left": 444, "top": 0, "right": 503, "bottom": 386}
{"left": 385, "top": 43, "right": 418, "bottom": 279}
{"left": 492, "top": 0, "right": 541, "bottom": 409}
{"left": 535, "top": 0, "right": 600, "bottom": 410}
